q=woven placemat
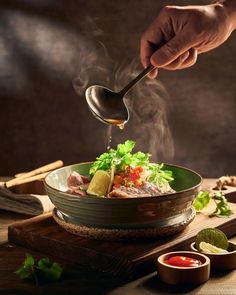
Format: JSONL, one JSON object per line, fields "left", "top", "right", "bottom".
{"left": 52, "top": 208, "right": 196, "bottom": 241}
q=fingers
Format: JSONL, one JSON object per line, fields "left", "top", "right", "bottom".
{"left": 140, "top": 40, "right": 155, "bottom": 68}
{"left": 148, "top": 49, "right": 198, "bottom": 78}
{"left": 163, "top": 48, "right": 198, "bottom": 70}
{"left": 179, "top": 48, "right": 198, "bottom": 68}
{"left": 140, "top": 39, "right": 161, "bottom": 79}
{"left": 148, "top": 68, "right": 158, "bottom": 79}
{"left": 150, "top": 34, "right": 193, "bottom": 67}
{"left": 147, "top": 49, "right": 197, "bottom": 78}
{"left": 140, "top": 14, "right": 165, "bottom": 68}
{"left": 162, "top": 51, "right": 190, "bottom": 70}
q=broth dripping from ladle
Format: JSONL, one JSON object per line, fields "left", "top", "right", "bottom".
{"left": 104, "top": 119, "right": 125, "bottom": 130}
{"left": 105, "top": 119, "right": 125, "bottom": 151}
{"left": 106, "top": 125, "right": 112, "bottom": 150}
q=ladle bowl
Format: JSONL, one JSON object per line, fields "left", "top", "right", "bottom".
{"left": 85, "top": 64, "right": 155, "bottom": 127}
{"left": 85, "top": 85, "right": 129, "bottom": 128}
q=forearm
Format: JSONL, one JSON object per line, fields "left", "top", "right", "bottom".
{"left": 215, "top": 0, "right": 236, "bottom": 29}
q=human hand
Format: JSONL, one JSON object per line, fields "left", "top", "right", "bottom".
{"left": 140, "top": 2, "right": 236, "bottom": 78}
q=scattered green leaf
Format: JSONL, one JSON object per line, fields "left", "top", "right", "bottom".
{"left": 38, "top": 258, "right": 63, "bottom": 282}
{"left": 16, "top": 254, "right": 63, "bottom": 285}
{"left": 193, "top": 191, "right": 211, "bottom": 211}
{"left": 210, "top": 192, "right": 233, "bottom": 217}
{"left": 15, "top": 253, "right": 34, "bottom": 280}
{"left": 193, "top": 191, "right": 233, "bottom": 218}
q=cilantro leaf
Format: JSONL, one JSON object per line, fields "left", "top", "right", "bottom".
{"left": 147, "top": 163, "right": 174, "bottom": 187}
{"left": 15, "top": 265, "right": 33, "bottom": 280}
{"left": 89, "top": 140, "right": 150, "bottom": 176}
{"left": 89, "top": 140, "right": 174, "bottom": 189}
{"left": 116, "top": 140, "right": 135, "bottom": 156}
{"left": 193, "top": 191, "right": 233, "bottom": 218}
{"left": 193, "top": 191, "right": 211, "bottom": 211}
{"left": 209, "top": 192, "right": 233, "bottom": 217}
{"left": 15, "top": 253, "right": 35, "bottom": 279}
{"left": 38, "top": 258, "right": 63, "bottom": 281}
{"left": 16, "top": 254, "right": 63, "bottom": 285}
{"left": 24, "top": 253, "right": 35, "bottom": 267}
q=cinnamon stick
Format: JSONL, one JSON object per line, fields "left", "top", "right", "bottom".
{"left": 6, "top": 172, "right": 50, "bottom": 188}
{"left": 5, "top": 160, "right": 63, "bottom": 188}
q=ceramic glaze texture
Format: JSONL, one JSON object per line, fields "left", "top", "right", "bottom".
{"left": 45, "top": 162, "right": 202, "bottom": 229}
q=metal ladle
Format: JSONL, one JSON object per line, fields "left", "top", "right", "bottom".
{"left": 85, "top": 64, "right": 155, "bottom": 128}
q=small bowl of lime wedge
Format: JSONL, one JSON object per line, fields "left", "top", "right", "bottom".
{"left": 190, "top": 228, "right": 236, "bottom": 270}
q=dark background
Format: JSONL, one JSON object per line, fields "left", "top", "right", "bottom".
{"left": 0, "top": 0, "right": 235, "bottom": 177}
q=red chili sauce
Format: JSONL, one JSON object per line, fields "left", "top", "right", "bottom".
{"left": 164, "top": 255, "right": 202, "bottom": 267}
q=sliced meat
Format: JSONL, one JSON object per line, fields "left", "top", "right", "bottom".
{"left": 67, "top": 187, "right": 87, "bottom": 197}
{"left": 66, "top": 171, "right": 90, "bottom": 197}
{"left": 67, "top": 171, "right": 90, "bottom": 187}
{"left": 108, "top": 182, "right": 175, "bottom": 198}
{"left": 81, "top": 175, "right": 90, "bottom": 184}
{"left": 67, "top": 171, "right": 84, "bottom": 187}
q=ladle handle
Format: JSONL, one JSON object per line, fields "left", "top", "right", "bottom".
{"left": 118, "top": 64, "right": 155, "bottom": 96}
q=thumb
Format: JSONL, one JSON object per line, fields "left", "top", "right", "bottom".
{"left": 150, "top": 34, "right": 193, "bottom": 67}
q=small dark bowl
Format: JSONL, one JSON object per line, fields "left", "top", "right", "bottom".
{"left": 190, "top": 242, "right": 236, "bottom": 270}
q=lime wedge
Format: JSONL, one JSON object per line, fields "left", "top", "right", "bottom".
{"left": 87, "top": 170, "right": 110, "bottom": 196}
{"left": 195, "top": 228, "right": 228, "bottom": 251}
{"left": 199, "top": 241, "right": 228, "bottom": 254}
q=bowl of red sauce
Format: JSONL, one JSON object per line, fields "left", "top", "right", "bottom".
{"left": 157, "top": 251, "right": 210, "bottom": 285}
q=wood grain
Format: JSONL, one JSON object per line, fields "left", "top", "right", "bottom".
{"left": 0, "top": 210, "right": 30, "bottom": 244}
{"left": 8, "top": 201, "right": 236, "bottom": 279}
{"left": 1, "top": 242, "right": 236, "bottom": 295}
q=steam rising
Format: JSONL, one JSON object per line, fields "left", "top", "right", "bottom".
{"left": 3, "top": 8, "right": 174, "bottom": 162}
{"left": 113, "top": 60, "right": 174, "bottom": 162}
{"left": 74, "top": 54, "right": 175, "bottom": 162}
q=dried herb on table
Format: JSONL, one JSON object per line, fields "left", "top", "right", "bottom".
{"left": 16, "top": 253, "right": 63, "bottom": 285}
{"left": 193, "top": 191, "right": 233, "bottom": 218}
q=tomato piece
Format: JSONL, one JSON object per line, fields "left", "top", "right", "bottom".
{"left": 129, "top": 172, "right": 140, "bottom": 181}
{"left": 135, "top": 166, "right": 143, "bottom": 173}
{"left": 118, "top": 166, "right": 145, "bottom": 187}
{"left": 164, "top": 256, "right": 202, "bottom": 267}
{"left": 126, "top": 166, "right": 131, "bottom": 173}
{"left": 113, "top": 175, "right": 123, "bottom": 185}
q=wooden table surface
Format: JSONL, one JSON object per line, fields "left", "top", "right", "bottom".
{"left": 0, "top": 178, "right": 236, "bottom": 294}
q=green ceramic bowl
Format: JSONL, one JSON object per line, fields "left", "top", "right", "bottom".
{"left": 44, "top": 162, "right": 202, "bottom": 229}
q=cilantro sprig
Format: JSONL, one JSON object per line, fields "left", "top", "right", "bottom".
{"left": 89, "top": 140, "right": 173, "bottom": 187}
{"left": 90, "top": 140, "right": 150, "bottom": 176}
{"left": 16, "top": 253, "right": 62, "bottom": 285}
{"left": 89, "top": 140, "right": 150, "bottom": 176}
{"left": 193, "top": 191, "right": 233, "bottom": 218}
{"left": 210, "top": 192, "right": 233, "bottom": 217}
{"left": 147, "top": 163, "right": 174, "bottom": 187}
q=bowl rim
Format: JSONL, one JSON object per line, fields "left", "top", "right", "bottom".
{"left": 190, "top": 241, "right": 236, "bottom": 255}
{"left": 44, "top": 161, "right": 202, "bottom": 201}
{"left": 157, "top": 250, "right": 210, "bottom": 269}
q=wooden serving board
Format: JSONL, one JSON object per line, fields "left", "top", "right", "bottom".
{"left": 8, "top": 200, "right": 236, "bottom": 280}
